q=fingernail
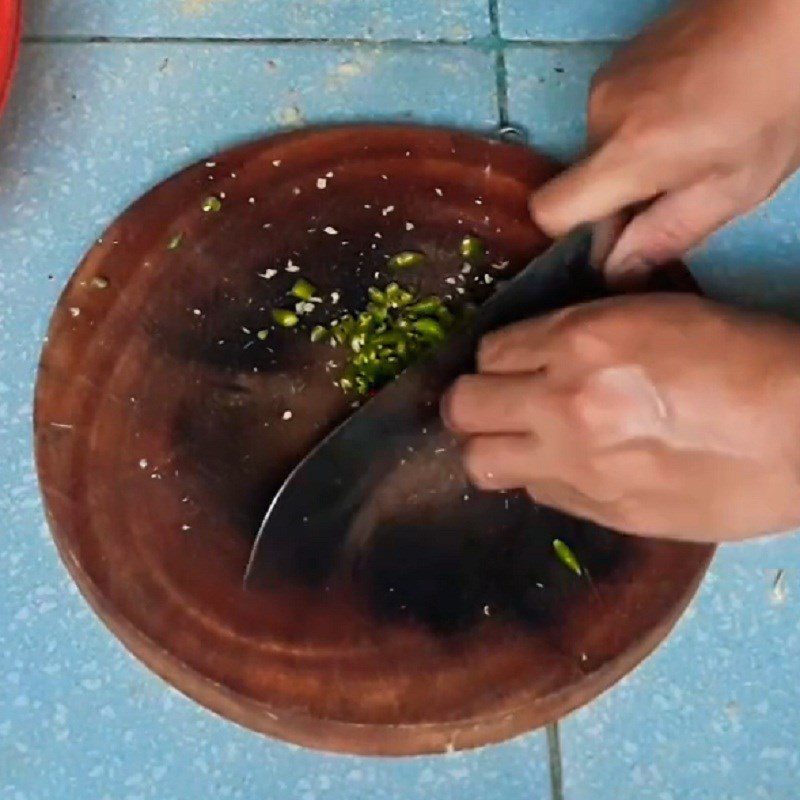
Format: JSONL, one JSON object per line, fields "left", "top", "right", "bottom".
{"left": 606, "top": 253, "right": 654, "bottom": 291}
{"left": 439, "top": 385, "right": 456, "bottom": 430}
{"left": 612, "top": 253, "right": 651, "bottom": 274}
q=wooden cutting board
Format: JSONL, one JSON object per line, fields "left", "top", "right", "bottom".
{"left": 35, "top": 125, "right": 714, "bottom": 755}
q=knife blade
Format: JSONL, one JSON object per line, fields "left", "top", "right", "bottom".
{"left": 244, "top": 226, "right": 601, "bottom": 588}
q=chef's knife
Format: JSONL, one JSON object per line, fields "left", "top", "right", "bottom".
{"left": 245, "top": 226, "right": 601, "bottom": 588}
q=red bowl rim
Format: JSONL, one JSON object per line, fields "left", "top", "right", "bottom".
{"left": 0, "top": 0, "right": 22, "bottom": 118}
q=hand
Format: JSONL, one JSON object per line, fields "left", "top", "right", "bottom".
{"left": 442, "top": 294, "right": 800, "bottom": 542}
{"left": 530, "top": 0, "right": 800, "bottom": 278}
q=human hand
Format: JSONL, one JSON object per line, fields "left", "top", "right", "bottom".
{"left": 531, "top": 0, "right": 800, "bottom": 280}
{"left": 442, "top": 294, "right": 800, "bottom": 542}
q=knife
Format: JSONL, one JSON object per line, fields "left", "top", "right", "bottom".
{"left": 244, "top": 226, "right": 601, "bottom": 588}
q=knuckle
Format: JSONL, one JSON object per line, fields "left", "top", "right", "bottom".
{"left": 567, "top": 383, "right": 606, "bottom": 431}
{"left": 587, "top": 72, "right": 617, "bottom": 131}
{"left": 563, "top": 325, "right": 612, "bottom": 363}
{"left": 616, "top": 110, "right": 671, "bottom": 156}
{"left": 477, "top": 328, "right": 539, "bottom": 372}
{"left": 476, "top": 332, "right": 502, "bottom": 371}
{"left": 529, "top": 188, "right": 568, "bottom": 238}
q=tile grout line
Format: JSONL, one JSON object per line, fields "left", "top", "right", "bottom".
{"left": 22, "top": 33, "right": 481, "bottom": 46}
{"left": 494, "top": 49, "right": 509, "bottom": 127}
{"left": 546, "top": 723, "right": 566, "bottom": 800}
{"left": 486, "top": 0, "right": 509, "bottom": 127}
{"left": 21, "top": 34, "right": 621, "bottom": 47}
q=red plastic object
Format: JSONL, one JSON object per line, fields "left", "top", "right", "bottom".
{"left": 0, "top": 0, "right": 22, "bottom": 117}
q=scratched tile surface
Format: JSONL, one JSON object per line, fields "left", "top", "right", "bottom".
{"left": 559, "top": 556, "right": 800, "bottom": 800}
{"left": 499, "top": 0, "right": 671, "bottom": 41}
{"left": 24, "top": 0, "right": 490, "bottom": 40}
{"left": 0, "top": 42, "right": 553, "bottom": 800}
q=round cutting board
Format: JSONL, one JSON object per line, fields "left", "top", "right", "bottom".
{"left": 35, "top": 125, "right": 714, "bottom": 756}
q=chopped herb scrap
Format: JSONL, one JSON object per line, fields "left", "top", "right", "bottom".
{"left": 290, "top": 278, "right": 318, "bottom": 301}
{"left": 553, "top": 539, "right": 582, "bottom": 576}
{"left": 388, "top": 251, "right": 427, "bottom": 270}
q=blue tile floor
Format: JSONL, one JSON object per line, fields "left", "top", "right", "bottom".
{"left": 1, "top": 3, "right": 799, "bottom": 799}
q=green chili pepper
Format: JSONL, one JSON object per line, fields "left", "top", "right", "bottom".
{"left": 256, "top": 329, "right": 269, "bottom": 341}
{"left": 290, "top": 278, "right": 318, "bottom": 301}
{"left": 388, "top": 251, "right": 427, "bottom": 271}
{"left": 384, "top": 283, "right": 402, "bottom": 305}
{"left": 357, "top": 311, "right": 376, "bottom": 329}
{"left": 368, "top": 286, "right": 387, "bottom": 305}
{"left": 366, "top": 303, "right": 389, "bottom": 322}
{"left": 202, "top": 196, "right": 222, "bottom": 213}
{"left": 167, "top": 233, "right": 184, "bottom": 250}
{"left": 412, "top": 318, "right": 445, "bottom": 340}
{"left": 318, "top": 281, "right": 462, "bottom": 396}
{"left": 272, "top": 309, "right": 299, "bottom": 327}
{"left": 553, "top": 539, "right": 582, "bottom": 576}
{"left": 459, "top": 235, "right": 485, "bottom": 262}
{"left": 310, "top": 325, "right": 328, "bottom": 343}
{"left": 406, "top": 297, "right": 442, "bottom": 316}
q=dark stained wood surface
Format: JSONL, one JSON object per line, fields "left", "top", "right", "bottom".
{"left": 34, "top": 125, "right": 714, "bottom": 755}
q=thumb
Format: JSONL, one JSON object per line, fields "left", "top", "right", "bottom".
{"left": 605, "top": 179, "right": 745, "bottom": 274}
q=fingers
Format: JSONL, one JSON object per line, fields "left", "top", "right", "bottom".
{"left": 462, "top": 434, "right": 539, "bottom": 489}
{"left": 461, "top": 437, "right": 616, "bottom": 521}
{"left": 442, "top": 373, "right": 554, "bottom": 435}
{"left": 476, "top": 317, "right": 562, "bottom": 374}
{"left": 529, "top": 139, "right": 669, "bottom": 238}
{"left": 604, "top": 178, "right": 747, "bottom": 271}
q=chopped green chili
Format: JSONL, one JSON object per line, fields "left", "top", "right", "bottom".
{"left": 406, "top": 297, "right": 443, "bottom": 316}
{"left": 368, "top": 286, "right": 386, "bottom": 304}
{"left": 311, "top": 281, "right": 461, "bottom": 396}
{"left": 411, "top": 317, "right": 445, "bottom": 340}
{"left": 388, "top": 251, "right": 427, "bottom": 270}
{"left": 553, "top": 539, "right": 582, "bottom": 576}
{"left": 167, "top": 233, "right": 184, "bottom": 250}
{"left": 202, "top": 196, "right": 222, "bottom": 213}
{"left": 256, "top": 329, "right": 269, "bottom": 341}
{"left": 310, "top": 325, "right": 328, "bottom": 343}
{"left": 272, "top": 309, "right": 299, "bottom": 327}
{"left": 290, "top": 278, "right": 318, "bottom": 301}
{"left": 459, "top": 235, "right": 485, "bottom": 263}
